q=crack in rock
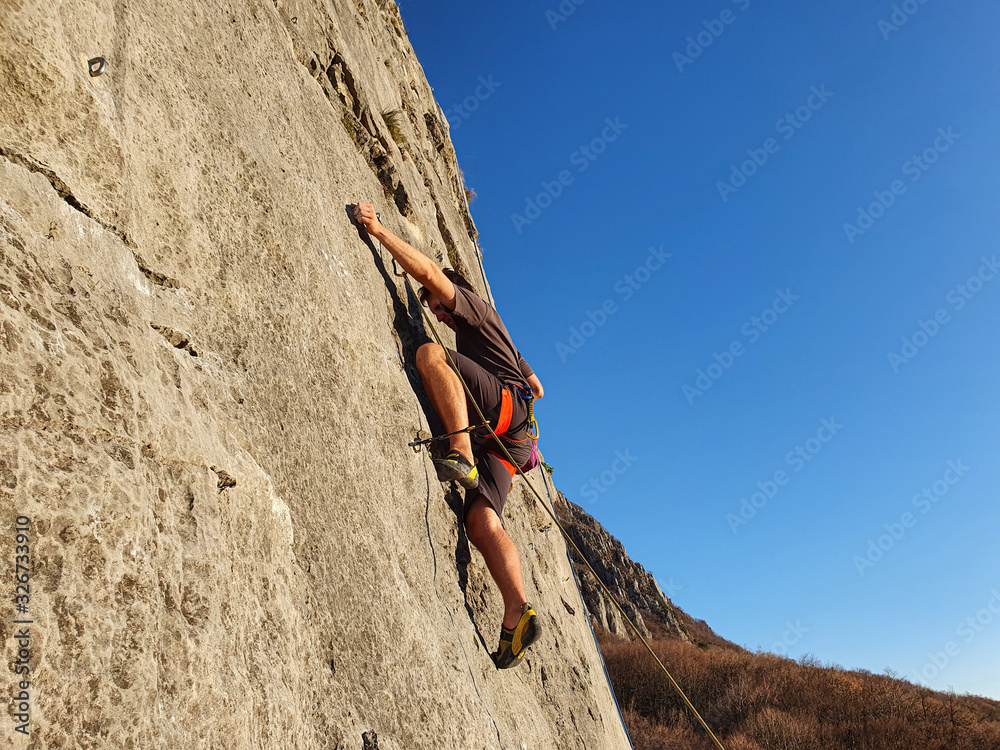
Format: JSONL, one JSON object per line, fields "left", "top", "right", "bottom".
{"left": 133, "top": 252, "right": 181, "bottom": 288}
{"left": 0, "top": 146, "right": 133, "bottom": 247}
{"left": 151, "top": 324, "right": 198, "bottom": 357}
{"left": 210, "top": 466, "right": 237, "bottom": 491}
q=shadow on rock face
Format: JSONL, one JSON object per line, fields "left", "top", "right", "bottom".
{"left": 444, "top": 485, "right": 492, "bottom": 654}
{"left": 345, "top": 203, "right": 443, "bottom": 427}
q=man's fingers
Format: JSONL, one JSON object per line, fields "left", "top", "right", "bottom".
{"left": 351, "top": 202, "right": 381, "bottom": 235}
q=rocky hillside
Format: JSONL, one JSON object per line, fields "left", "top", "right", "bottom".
{"left": 554, "top": 493, "right": 734, "bottom": 650}
{"left": 0, "top": 2, "right": 631, "bottom": 748}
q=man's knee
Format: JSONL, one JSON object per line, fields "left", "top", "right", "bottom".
{"left": 465, "top": 497, "right": 500, "bottom": 548}
{"left": 416, "top": 342, "right": 445, "bottom": 374}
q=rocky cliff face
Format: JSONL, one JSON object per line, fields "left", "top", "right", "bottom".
{"left": 554, "top": 493, "right": 735, "bottom": 650}
{"left": 0, "top": 2, "right": 630, "bottom": 748}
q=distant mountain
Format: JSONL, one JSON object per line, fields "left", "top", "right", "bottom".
{"left": 553, "top": 491, "right": 735, "bottom": 649}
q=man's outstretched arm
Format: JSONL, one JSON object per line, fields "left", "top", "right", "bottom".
{"left": 352, "top": 202, "right": 456, "bottom": 308}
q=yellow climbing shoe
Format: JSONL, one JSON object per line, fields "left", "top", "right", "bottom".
{"left": 433, "top": 451, "right": 478, "bottom": 489}
{"left": 492, "top": 603, "right": 541, "bottom": 669}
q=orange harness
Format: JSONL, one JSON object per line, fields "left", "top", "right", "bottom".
{"left": 487, "top": 388, "right": 535, "bottom": 478}
{"left": 495, "top": 387, "right": 514, "bottom": 435}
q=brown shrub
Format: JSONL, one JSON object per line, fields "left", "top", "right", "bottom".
{"left": 622, "top": 710, "right": 714, "bottom": 750}
{"left": 745, "top": 707, "right": 823, "bottom": 750}
{"left": 597, "top": 631, "right": 1000, "bottom": 750}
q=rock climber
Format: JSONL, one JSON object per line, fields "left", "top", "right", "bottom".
{"left": 352, "top": 201, "right": 544, "bottom": 669}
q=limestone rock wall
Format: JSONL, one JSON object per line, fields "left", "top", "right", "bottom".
{"left": 0, "top": 2, "right": 630, "bottom": 748}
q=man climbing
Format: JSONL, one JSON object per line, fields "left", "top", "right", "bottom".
{"left": 352, "top": 202, "right": 544, "bottom": 669}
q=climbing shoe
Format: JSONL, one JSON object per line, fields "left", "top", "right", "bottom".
{"left": 491, "top": 603, "right": 541, "bottom": 670}
{"left": 433, "top": 451, "right": 478, "bottom": 489}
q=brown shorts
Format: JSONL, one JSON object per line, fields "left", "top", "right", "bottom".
{"left": 447, "top": 349, "right": 532, "bottom": 523}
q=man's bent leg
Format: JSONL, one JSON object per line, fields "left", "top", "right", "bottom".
{"left": 416, "top": 343, "right": 472, "bottom": 463}
{"left": 465, "top": 496, "right": 528, "bottom": 630}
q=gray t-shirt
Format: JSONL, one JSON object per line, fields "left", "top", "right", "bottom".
{"left": 450, "top": 286, "right": 534, "bottom": 389}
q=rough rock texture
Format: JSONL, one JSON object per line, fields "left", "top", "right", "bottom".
{"left": 0, "top": 2, "right": 631, "bottom": 748}
{"left": 554, "top": 493, "right": 734, "bottom": 650}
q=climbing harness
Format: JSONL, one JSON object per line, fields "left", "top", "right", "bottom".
{"left": 404, "top": 387, "right": 537, "bottom": 473}
{"left": 483, "top": 384, "right": 540, "bottom": 476}
{"left": 508, "top": 381, "right": 540, "bottom": 441}
{"left": 369, "top": 222, "right": 727, "bottom": 750}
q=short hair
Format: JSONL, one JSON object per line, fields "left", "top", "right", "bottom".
{"left": 419, "top": 268, "right": 472, "bottom": 306}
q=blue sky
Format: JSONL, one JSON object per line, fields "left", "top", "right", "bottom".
{"left": 398, "top": 0, "right": 1000, "bottom": 699}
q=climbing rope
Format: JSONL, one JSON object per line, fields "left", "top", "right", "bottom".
{"left": 374, "top": 230, "right": 727, "bottom": 750}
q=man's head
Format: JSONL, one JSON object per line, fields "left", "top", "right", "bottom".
{"left": 425, "top": 296, "right": 455, "bottom": 329}
{"left": 419, "top": 268, "right": 473, "bottom": 331}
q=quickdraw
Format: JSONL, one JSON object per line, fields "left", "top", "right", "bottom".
{"left": 407, "top": 422, "right": 489, "bottom": 453}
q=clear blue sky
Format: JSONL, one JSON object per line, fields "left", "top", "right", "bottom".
{"left": 398, "top": 0, "right": 1000, "bottom": 699}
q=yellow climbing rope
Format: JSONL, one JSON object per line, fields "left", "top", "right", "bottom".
{"left": 388, "top": 262, "right": 728, "bottom": 750}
